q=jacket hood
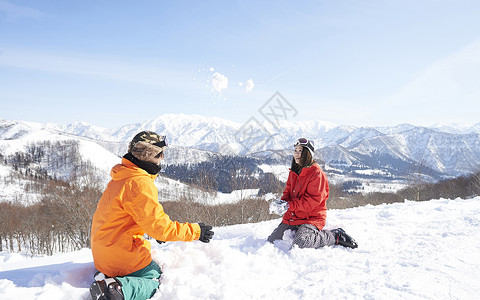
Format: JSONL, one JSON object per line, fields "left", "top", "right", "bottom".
{"left": 111, "top": 158, "right": 158, "bottom": 181}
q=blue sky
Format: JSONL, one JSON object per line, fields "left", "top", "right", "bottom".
{"left": 1, "top": 0, "right": 479, "bottom": 128}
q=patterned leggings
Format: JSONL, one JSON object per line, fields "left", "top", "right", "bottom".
{"left": 267, "top": 223, "right": 336, "bottom": 248}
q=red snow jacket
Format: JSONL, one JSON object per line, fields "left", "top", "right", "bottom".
{"left": 281, "top": 163, "right": 329, "bottom": 230}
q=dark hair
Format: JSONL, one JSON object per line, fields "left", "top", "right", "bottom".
{"left": 290, "top": 146, "right": 316, "bottom": 174}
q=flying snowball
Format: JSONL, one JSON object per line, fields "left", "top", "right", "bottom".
{"left": 211, "top": 72, "right": 228, "bottom": 94}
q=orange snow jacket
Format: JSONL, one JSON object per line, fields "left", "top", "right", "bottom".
{"left": 281, "top": 163, "right": 329, "bottom": 230}
{"left": 91, "top": 158, "right": 201, "bottom": 277}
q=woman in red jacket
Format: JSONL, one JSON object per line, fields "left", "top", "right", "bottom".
{"left": 268, "top": 138, "right": 357, "bottom": 249}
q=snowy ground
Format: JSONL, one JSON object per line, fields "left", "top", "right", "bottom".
{"left": 1, "top": 197, "right": 479, "bottom": 299}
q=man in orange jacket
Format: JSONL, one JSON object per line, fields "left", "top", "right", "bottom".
{"left": 90, "top": 131, "right": 214, "bottom": 300}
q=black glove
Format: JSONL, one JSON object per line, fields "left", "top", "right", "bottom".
{"left": 198, "top": 223, "right": 214, "bottom": 243}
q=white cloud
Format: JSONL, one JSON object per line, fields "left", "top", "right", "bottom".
{"left": 211, "top": 72, "right": 228, "bottom": 94}
{"left": 245, "top": 79, "right": 255, "bottom": 94}
{"left": 0, "top": 48, "right": 184, "bottom": 86}
{"left": 0, "top": 0, "right": 45, "bottom": 21}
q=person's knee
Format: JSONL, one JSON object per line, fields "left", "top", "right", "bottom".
{"left": 293, "top": 225, "right": 317, "bottom": 248}
{"left": 267, "top": 223, "right": 289, "bottom": 243}
{"left": 293, "top": 236, "right": 309, "bottom": 248}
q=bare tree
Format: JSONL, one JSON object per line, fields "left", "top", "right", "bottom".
{"left": 405, "top": 157, "right": 434, "bottom": 201}
{"left": 195, "top": 169, "right": 218, "bottom": 203}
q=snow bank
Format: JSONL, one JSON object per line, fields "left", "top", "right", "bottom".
{"left": 1, "top": 198, "right": 479, "bottom": 299}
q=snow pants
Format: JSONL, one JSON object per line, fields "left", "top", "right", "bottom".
{"left": 116, "top": 260, "right": 162, "bottom": 300}
{"left": 267, "top": 223, "right": 336, "bottom": 248}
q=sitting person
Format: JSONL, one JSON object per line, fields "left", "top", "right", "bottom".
{"left": 268, "top": 138, "right": 357, "bottom": 249}
{"left": 90, "top": 131, "right": 214, "bottom": 300}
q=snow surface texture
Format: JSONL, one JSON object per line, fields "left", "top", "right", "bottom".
{"left": 1, "top": 198, "right": 479, "bottom": 299}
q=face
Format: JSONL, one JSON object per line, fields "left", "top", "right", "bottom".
{"left": 294, "top": 145, "right": 303, "bottom": 164}
{"left": 151, "top": 149, "right": 165, "bottom": 165}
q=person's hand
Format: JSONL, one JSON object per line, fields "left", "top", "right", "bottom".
{"left": 198, "top": 223, "right": 214, "bottom": 243}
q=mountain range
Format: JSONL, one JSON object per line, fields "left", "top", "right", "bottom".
{"left": 1, "top": 114, "right": 480, "bottom": 184}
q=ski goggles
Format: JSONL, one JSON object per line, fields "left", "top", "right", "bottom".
{"left": 294, "top": 137, "right": 309, "bottom": 147}
{"left": 133, "top": 136, "right": 167, "bottom": 149}
{"left": 294, "top": 137, "right": 314, "bottom": 154}
{"left": 153, "top": 136, "right": 168, "bottom": 149}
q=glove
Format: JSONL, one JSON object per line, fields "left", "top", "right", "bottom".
{"left": 198, "top": 223, "right": 214, "bottom": 243}
{"left": 269, "top": 199, "right": 289, "bottom": 215}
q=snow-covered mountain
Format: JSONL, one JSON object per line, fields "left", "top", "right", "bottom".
{"left": 0, "top": 119, "right": 119, "bottom": 180}
{"left": 49, "top": 115, "right": 480, "bottom": 176}
{"left": 1, "top": 197, "right": 479, "bottom": 299}
{"left": 429, "top": 122, "right": 480, "bottom": 134}
{"left": 1, "top": 114, "right": 480, "bottom": 185}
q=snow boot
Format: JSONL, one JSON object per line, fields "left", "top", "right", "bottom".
{"left": 90, "top": 277, "right": 124, "bottom": 300}
{"left": 90, "top": 280, "right": 107, "bottom": 300}
{"left": 331, "top": 228, "right": 358, "bottom": 249}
